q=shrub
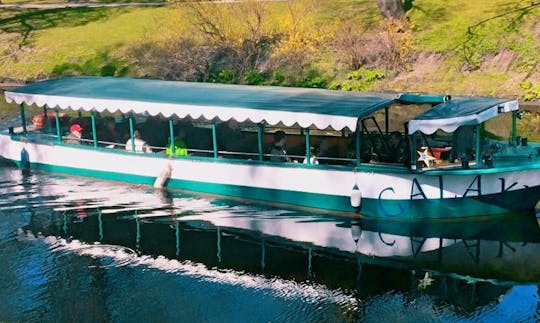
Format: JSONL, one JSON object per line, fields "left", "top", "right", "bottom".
{"left": 329, "top": 68, "right": 386, "bottom": 91}
{"left": 271, "top": 70, "right": 286, "bottom": 86}
{"left": 209, "top": 69, "right": 235, "bottom": 84}
{"left": 244, "top": 70, "right": 267, "bottom": 85}
{"left": 520, "top": 81, "right": 540, "bottom": 101}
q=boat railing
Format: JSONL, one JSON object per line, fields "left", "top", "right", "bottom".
{"left": 316, "top": 156, "right": 356, "bottom": 163}
{"left": 12, "top": 130, "right": 361, "bottom": 166}
{"left": 218, "top": 150, "right": 260, "bottom": 159}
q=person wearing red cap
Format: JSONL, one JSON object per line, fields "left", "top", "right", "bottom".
{"left": 65, "top": 123, "right": 84, "bottom": 144}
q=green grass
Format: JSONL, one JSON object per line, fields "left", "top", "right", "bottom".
{"left": 0, "top": 6, "right": 172, "bottom": 79}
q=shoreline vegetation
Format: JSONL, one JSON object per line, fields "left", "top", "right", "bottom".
{"left": 0, "top": 0, "right": 539, "bottom": 138}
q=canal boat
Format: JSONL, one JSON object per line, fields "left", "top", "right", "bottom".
{"left": 1, "top": 76, "right": 539, "bottom": 219}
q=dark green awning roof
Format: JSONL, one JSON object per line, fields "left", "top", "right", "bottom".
{"left": 407, "top": 96, "right": 519, "bottom": 134}
{"left": 5, "top": 77, "right": 396, "bottom": 131}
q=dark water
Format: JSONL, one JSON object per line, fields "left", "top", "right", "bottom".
{"left": 1, "top": 162, "right": 540, "bottom": 323}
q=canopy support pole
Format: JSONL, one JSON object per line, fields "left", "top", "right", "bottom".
{"left": 129, "top": 116, "right": 135, "bottom": 152}
{"left": 475, "top": 124, "right": 481, "bottom": 165}
{"left": 385, "top": 106, "right": 389, "bottom": 135}
{"left": 43, "top": 106, "right": 49, "bottom": 132}
{"left": 54, "top": 110, "right": 61, "bottom": 143}
{"left": 91, "top": 112, "right": 98, "bottom": 148}
{"left": 257, "top": 123, "right": 264, "bottom": 162}
{"left": 511, "top": 111, "right": 517, "bottom": 142}
{"left": 410, "top": 133, "right": 417, "bottom": 170}
{"left": 212, "top": 121, "right": 218, "bottom": 159}
{"left": 169, "top": 119, "right": 175, "bottom": 156}
{"left": 305, "top": 128, "right": 311, "bottom": 165}
{"left": 355, "top": 124, "right": 361, "bottom": 167}
{"left": 19, "top": 104, "right": 27, "bottom": 135}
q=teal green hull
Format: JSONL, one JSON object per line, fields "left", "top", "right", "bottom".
{"left": 17, "top": 161, "right": 539, "bottom": 220}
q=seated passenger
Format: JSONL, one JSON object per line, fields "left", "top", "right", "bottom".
{"left": 388, "top": 131, "right": 407, "bottom": 164}
{"left": 166, "top": 128, "right": 188, "bottom": 156}
{"left": 269, "top": 130, "right": 292, "bottom": 162}
{"left": 303, "top": 146, "right": 319, "bottom": 165}
{"left": 64, "top": 123, "right": 84, "bottom": 144}
{"left": 125, "top": 130, "right": 151, "bottom": 153}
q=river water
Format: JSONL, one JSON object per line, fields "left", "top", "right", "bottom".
{"left": 0, "top": 162, "right": 539, "bottom": 322}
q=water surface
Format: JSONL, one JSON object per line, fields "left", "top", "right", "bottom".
{"left": 0, "top": 163, "right": 539, "bottom": 322}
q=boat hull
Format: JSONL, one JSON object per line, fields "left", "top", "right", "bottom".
{"left": 1, "top": 133, "right": 539, "bottom": 219}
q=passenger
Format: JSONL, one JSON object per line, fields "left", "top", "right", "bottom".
{"left": 388, "top": 131, "right": 407, "bottom": 164}
{"left": 314, "top": 140, "right": 330, "bottom": 164}
{"left": 166, "top": 128, "right": 188, "bottom": 156}
{"left": 269, "top": 130, "right": 292, "bottom": 162}
{"left": 64, "top": 123, "right": 84, "bottom": 144}
{"left": 125, "top": 130, "right": 151, "bottom": 153}
{"left": 303, "top": 146, "right": 319, "bottom": 165}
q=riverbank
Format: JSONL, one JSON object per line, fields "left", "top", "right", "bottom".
{"left": 0, "top": 0, "right": 538, "bottom": 101}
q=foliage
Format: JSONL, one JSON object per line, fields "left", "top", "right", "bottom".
{"left": 518, "top": 111, "right": 540, "bottom": 141}
{"left": 408, "top": 0, "right": 540, "bottom": 72}
{"left": 332, "top": 18, "right": 415, "bottom": 72}
{"left": 244, "top": 70, "right": 267, "bottom": 85}
{"left": 347, "top": 68, "right": 386, "bottom": 82}
{"left": 520, "top": 82, "right": 540, "bottom": 101}
{"left": 508, "top": 34, "right": 540, "bottom": 73}
{"left": 271, "top": 70, "right": 285, "bottom": 86}
{"left": 299, "top": 70, "right": 327, "bottom": 88}
{"left": 180, "top": 0, "right": 275, "bottom": 79}
{"left": 268, "top": 0, "right": 331, "bottom": 85}
{"left": 207, "top": 69, "right": 233, "bottom": 84}
{"left": 329, "top": 68, "right": 386, "bottom": 91}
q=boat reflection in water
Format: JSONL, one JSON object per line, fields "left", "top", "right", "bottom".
{"left": 6, "top": 167, "right": 540, "bottom": 320}
{"left": 29, "top": 194, "right": 540, "bottom": 282}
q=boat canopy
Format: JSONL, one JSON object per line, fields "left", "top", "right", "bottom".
{"left": 4, "top": 77, "right": 397, "bottom": 131}
{"left": 407, "top": 97, "right": 519, "bottom": 135}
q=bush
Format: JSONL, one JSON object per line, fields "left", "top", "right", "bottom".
{"left": 244, "top": 70, "right": 267, "bottom": 85}
{"left": 271, "top": 70, "right": 286, "bottom": 86}
{"left": 332, "top": 20, "right": 415, "bottom": 72}
{"left": 520, "top": 81, "right": 540, "bottom": 101}
{"left": 329, "top": 68, "right": 386, "bottom": 91}
{"left": 209, "top": 69, "right": 235, "bottom": 84}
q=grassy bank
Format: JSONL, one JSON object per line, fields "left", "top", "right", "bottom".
{"left": 0, "top": 0, "right": 539, "bottom": 100}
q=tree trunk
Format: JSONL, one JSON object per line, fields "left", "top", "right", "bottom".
{"left": 376, "top": 0, "right": 405, "bottom": 20}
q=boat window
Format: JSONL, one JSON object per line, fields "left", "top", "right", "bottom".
{"left": 483, "top": 112, "right": 512, "bottom": 141}
{"left": 215, "top": 120, "right": 259, "bottom": 160}
{"left": 310, "top": 130, "right": 355, "bottom": 166}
